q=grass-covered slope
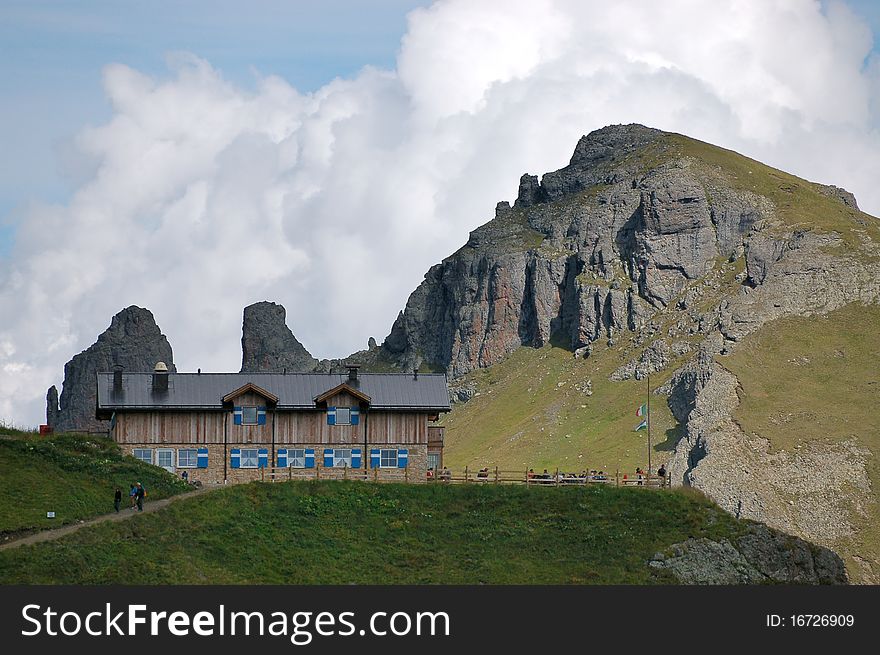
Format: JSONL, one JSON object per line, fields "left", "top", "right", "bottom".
{"left": 0, "top": 431, "right": 190, "bottom": 537}
{"left": 442, "top": 343, "right": 681, "bottom": 474}
{"left": 0, "top": 480, "right": 755, "bottom": 584}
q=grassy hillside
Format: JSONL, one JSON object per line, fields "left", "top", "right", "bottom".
{"left": 0, "top": 432, "right": 190, "bottom": 537}
{"left": 0, "top": 480, "right": 753, "bottom": 584}
{"left": 442, "top": 342, "right": 681, "bottom": 475}
{"left": 723, "top": 303, "right": 880, "bottom": 580}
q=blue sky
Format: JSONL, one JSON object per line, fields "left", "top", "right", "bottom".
{"left": 0, "top": 0, "right": 429, "bottom": 256}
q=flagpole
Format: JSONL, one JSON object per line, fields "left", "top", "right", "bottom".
{"left": 647, "top": 373, "right": 652, "bottom": 476}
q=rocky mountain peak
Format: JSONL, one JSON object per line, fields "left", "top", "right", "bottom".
{"left": 47, "top": 305, "right": 175, "bottom": 432}
{"left": 569, "top": 123, "right": 663, "bottom": 167}
{"left": 240, "top": 301, "right": 318, "bottom": 373}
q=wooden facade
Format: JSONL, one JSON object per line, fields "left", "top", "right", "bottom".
{"left": 103, "top": 372, "right": 449, "bottom": 484}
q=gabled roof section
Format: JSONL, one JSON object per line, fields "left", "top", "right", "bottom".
{"left": 222, "top": 382, "right": 279, "bottom": 405}
{"left": 314, "top": 382, "right": 372, "bottom": 406}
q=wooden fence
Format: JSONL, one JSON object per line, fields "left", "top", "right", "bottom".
{"left": 258, "top": 464, "right": 669, "bottom": 488}
{"left": 430, "top": 466, "right": 668, "bottom": 488}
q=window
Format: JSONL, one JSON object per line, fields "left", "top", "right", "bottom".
{"left": 156, "top": 448, "right": 174, "bottom": 472}
{"left": 178, "top": 449, "right": 198, "bottom": 468}
{"left": 133, "top": 448, "right": 153, "bottom": 465}
{"left": 289, "top": 449, "right": 306, "bottom": 468}
{"left": 241, "top": 406, "right": 258, "bottom": 425}
{"left": 428, "top": 453, "right": 440, "bottom": 471}
{"left": 335, "top": 407, "right": 351, "bottom": 425}
{"left": 380, "top": 448, "right": 398, "bottom": 468}
{"left": 333, "top": 449, "right": 352, "bottom": 467}
{"left": 240, "top": 449, "right": 259, "bottom": 468}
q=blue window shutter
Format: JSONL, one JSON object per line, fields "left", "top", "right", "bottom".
{"left": 277, "top": 448, "right": 287, "bottom": 468}
{"left": 230, "top": 449, "right": 241, "bottom": 469}
{"left": 233, "top": 407, "right": 242, "bottom": 426}
{"left": 323, "top": 448, "right": 334, "bottom": 468}
{"left": 258, "top": 449, "right": 268, "bottom": 469}
{"left": 351, "top": 408, "right": 359, "bottom": 425}
{"left": 197, "top": 448, "right": 209, "bottom": 469}
{"left": 398, "top": 448, "right": 409, "bottom": 468}
{"left": 351, "top": 449, "right": 362, "bottom": 469}
{"left": 304, "top": 449, "right": 315, "bottom": 469}
{"left": 327, "top": 407, "right": 336, "bottom": 425}
{"left": 257, "top": 408, "right": 267, "bottom": 425}
{"left": 370, "top": 448, "right": 381, "bottom": 468}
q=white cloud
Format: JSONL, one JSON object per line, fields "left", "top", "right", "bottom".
{"left": 1, "top": 0, "right": 878, "bottom": 427}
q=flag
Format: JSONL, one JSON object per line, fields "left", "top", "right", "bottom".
{"left": 636, "top": 404, "right": 647, "bottom": 417}
{"left": 634, "top": 419, "right": 648, "bottom": 431}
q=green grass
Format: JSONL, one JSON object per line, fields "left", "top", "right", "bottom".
{"left": 0, "top": 433, "right": 190, "bottom": 536}
{"left": 0, "top": 480, "right": 752, "bottom": 584}
{"left": 442, "top": 342, "right": 681, "bottom": 474}
{"left": 723, "top": 303, "right": 880, "bottom": 581}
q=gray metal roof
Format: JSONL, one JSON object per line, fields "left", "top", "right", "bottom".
{"left": 96, "top": 372, "right": 450, "bottom": 412}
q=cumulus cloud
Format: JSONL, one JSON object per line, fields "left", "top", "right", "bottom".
{"left": 1, "top": 0, "right": 878, "bottom": 427}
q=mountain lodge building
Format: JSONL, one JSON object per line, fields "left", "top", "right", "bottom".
{"left": 96, "top": 364, "right": 449, "bottom": 484}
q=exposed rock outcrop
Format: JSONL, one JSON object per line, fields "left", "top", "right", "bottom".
{"left": 610, "top": 339, "right": 671, "bottom": 381}
{"left": 240, "top": 301, "right": 318, "bottom": 373}
{"left": 47, "top": 306, "right": 175, "bottom": 433}
{"left": 665, "top": 357, "right": 872, "bottom": 549}
{"left": 45, "top": 386, "right": 60, "bottom": 429}
{"left": 648, "top": 523, "right": 848, "bottom": 584}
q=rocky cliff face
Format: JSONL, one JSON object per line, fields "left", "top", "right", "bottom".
{"left": 47, "top": 306, "right": 175, "bottom": 433}
{"left": 240, "top": 301, "right": 319, "bottom": 373}
{"left": 380, "top": 124, "right": 769, "bottom": 376}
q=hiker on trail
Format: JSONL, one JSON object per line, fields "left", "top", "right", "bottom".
{"left": 129, "top": 484, "right": 137, "bottom": 509}
{"left": 135, "top": 482, "right": 146, "bottom": 512}
{"left": 114, "top": 488, "right": 122, "bottom": 513}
